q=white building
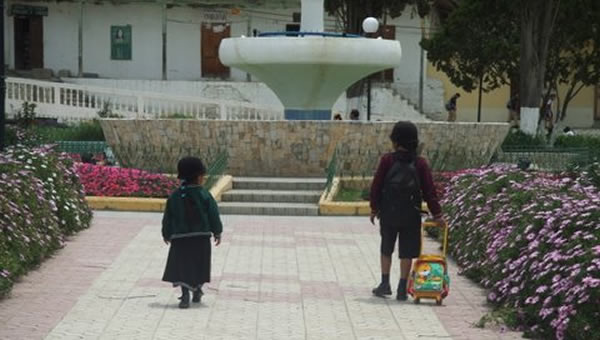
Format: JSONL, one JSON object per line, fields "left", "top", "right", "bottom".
{"left": 4, "top": 0, "right": 446, "bottom": 121}
{"left": 4, "top": 0, "right": 427, "bottom": 82}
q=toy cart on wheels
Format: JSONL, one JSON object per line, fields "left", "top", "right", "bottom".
{"left": 407, "top": 220, "right": 450, "bottom": 306}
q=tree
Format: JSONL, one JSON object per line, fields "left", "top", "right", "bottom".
{"left": 423, "top": 0, "right": 599, "bottom": 134}
{"left": 420, "top": 0, "right": 518, "bottom": 121}
{"left": 519, "top": 0, "right": 561, "bottom": 135}
{"left": 544, "top": 0, "right": 600, "bottom": 124}
{"left": 324, "top": 0, "right": 431, "bottom": 34}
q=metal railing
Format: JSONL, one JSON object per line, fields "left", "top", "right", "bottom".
{"left": 324, "top": 146, "right": 338, "bottom": 194}
{"left": 259, "top": 31, "right": 361, "bottom": 38}
{"left": 494, "top": 146, "right": 591, "bottom": 171}
{"left": 204, "top": 150, "right": 229, "bottom": 190}
{"left": 324, "top": 144, "right": 382, "bottom": 194}
{"left": 5, "top": 77, "right": 283, "bottom": 122}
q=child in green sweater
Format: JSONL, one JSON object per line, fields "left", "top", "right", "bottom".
{"left": 162, "top": 157, "right": 223, "bottom": 308}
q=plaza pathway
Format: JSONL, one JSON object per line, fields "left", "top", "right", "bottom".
{"left": 0, "top": 212, "right": 523, "bottom": 340}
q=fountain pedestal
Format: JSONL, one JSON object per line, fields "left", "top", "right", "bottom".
{"left": 218, "top": 0, "right": 402, "bottom": 120}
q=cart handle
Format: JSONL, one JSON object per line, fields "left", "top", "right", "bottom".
{"left": 422, "top": 221, "right": 449, "bottom": 257}
{"left": 422, "top": 221, "right": 447, "bottom": 228}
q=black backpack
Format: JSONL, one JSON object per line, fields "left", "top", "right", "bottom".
{"left": 379, "top": 155, "right": 422, "bottom": 223}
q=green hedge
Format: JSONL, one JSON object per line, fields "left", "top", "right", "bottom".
{"left": 32, "top": 120, "right": 105, "bottom": 142}
{"left": 555, "top": 135, "right": 600, "bottom": 160}
{"left": 0, "top": 145, "right": 93, "bottom": 298}
{"left": 501, "top": 130, "right": 547, "bottom": 149}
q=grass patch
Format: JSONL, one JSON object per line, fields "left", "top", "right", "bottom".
{"left": 334, "top": 187, "right": 369, "bottom": 202}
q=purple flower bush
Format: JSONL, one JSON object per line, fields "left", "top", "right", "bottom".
{"left": 442, "top": 165, "right": 600, "bottom": 340}
{"left": 0, "top": 145, "right": 93, "bottom": 298}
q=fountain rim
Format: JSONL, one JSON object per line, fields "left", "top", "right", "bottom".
{"left": 258, "top": 31, "right": 362, "bottom": 38}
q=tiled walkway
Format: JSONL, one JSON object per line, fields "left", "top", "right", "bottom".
{"left": 0, "top": 212, "right": 523, "bottom": 340}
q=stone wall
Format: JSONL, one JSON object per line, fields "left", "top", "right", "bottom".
{"left": 100, "top": 120, "right": 510, "bottom": 176}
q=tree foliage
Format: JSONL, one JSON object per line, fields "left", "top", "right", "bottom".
{"left": 422, "top": 0, "right": 600, "bottom": 127}
{"left": 324, "top": 0, "right": 432, "bottom": 33}
{"left": 420, "top": 0, "right": 518, "bottom": 93}
{"left": 545, "top": 0, "right": 600, "bottom": 120}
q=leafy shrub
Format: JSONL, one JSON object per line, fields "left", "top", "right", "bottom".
{"left": 33, "top": 120, "right": 105, "bottom": 142}
{"left": 555, "top": 135, "right": 600, "bottom": 160}
{"left": 5, "top": 125, "right": 43, "bottom": 147}
{"left": 502, "top": 129, "right": 547, "bottom": 149}
{"left": 14, "top": 102, "right": 37, "bottom": 128}
{"left": 442, "top": 165, "right": 600, "bottom": 340}
{"left": 75, "top": 163, "right": 178, "bottom": 198}
{"left": 588, "top": 162, "right": 600, "bottom": 189}
{"left": 0, "top": 145, "right": 93, "bottom": 298}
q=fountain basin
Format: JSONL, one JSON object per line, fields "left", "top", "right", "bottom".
{"left": 219, "top": 37, "right": 402, "bottom": 119}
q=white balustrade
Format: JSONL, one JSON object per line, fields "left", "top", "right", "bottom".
{"left": 5, "top": 77, "right": 284, "bottom": 122}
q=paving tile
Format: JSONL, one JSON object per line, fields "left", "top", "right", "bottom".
{"left": 0, "top": 213, "right": 525, "bottom": 339}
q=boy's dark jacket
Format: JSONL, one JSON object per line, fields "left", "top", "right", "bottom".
{"left": 162, "top": 185, "right": 223, "bottom": 241}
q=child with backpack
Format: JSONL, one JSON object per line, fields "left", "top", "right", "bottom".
{"left": 369, "top": 121, "right": 444, "bottom": 301}
{"left": 162, "top": 156, "right": 223, "bottom": 308}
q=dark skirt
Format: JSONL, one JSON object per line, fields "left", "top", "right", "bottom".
{"left": 162, "top": 236, "right": 211, "bottom": 290}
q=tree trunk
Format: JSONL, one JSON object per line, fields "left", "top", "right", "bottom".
{"left": 519, "top": 0, "right": 557, "bottom": 135}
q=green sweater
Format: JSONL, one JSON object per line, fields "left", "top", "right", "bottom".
{"left": 161, "top": 185, "right": 223, "bottom": 241}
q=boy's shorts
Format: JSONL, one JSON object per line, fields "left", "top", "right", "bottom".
{"left": 379, "top": 221, "right": 421, "bottom": 259}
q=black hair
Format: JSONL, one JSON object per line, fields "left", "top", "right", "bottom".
{"left": 390, "top": 121, "right": 419, "bottom": 160}
{"left": 177, "top": 157, "right": 207, "bottom": 228}
{"left": 177, "top": 157, "right": 206, "bottom": 183}
{"left": 82, "top": 153, "right": 96, "bottom": 164}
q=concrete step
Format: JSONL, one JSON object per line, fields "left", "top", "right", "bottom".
{"left": 222, "top": 189, "right": 322, "bottom": 204}
{"left": 233, "top": 177, "right": 327, "bottom": 191}
{"left": 218, "top": 202, "right": 319, "bottom": 216}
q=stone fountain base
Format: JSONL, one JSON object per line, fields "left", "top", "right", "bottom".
{"left": 100, "top": 119, "right": 510, "bottom": 176}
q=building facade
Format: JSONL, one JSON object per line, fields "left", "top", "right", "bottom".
{"left": 3, "top": 0, "right": 424, "bottom": 84}
{"left": 4, "top": 0, "right": 599, "bottom": 126}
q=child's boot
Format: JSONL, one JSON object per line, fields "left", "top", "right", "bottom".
{"left": 372, "top": 274, "right": 392, "bottom": 297}
{"left": 192, "top": 286, "right": 203, "bottom": 303}
{"left": 397, "top": 279, "right": 408, "bottom": 301}
{"left": 179, "top": 287, "right": 190, "bottom": 309}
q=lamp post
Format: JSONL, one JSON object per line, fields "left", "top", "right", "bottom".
{"left": 0, "top": 0, "right": 6, "bottom": 151}
{"left": 362, "top": 17, "right": 379, "bottom": 122}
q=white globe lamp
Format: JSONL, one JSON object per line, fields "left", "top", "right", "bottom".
{"left": 362, "top": 17, "right": 379, "bottom": 34}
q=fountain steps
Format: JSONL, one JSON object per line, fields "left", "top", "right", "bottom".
{"left": 219, "top": 177, "right": 325, "bottom": 216}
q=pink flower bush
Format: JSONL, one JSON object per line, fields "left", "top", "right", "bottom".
{"left": 442, "top": 165, "right": 600, "bottom": 340}
{"left": 75, "top": 163, "right": 178, "bottom": 198}
{"left": 0, "top": 145, "right": 93, "bottom": 297}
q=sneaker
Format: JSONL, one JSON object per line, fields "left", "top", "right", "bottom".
{"left": 192, "top": 288, "right": 203, "bottom": 303}
{"left": 396, "top": 286, "right": 408, "bottom": 301}
{"left": 396, "top": 292, "right": 408, "bottom": 301}
{"left": 397, "top": 279, "right": 409, "bottom": 301}
{"left": 372, "top": 283, "right": 392, "bottom": 297}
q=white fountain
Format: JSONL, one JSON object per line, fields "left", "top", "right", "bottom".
{"left": 218, "top": 0, "right": 402, "bottom": 120}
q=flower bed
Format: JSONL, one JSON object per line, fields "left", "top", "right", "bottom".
{"left": 75, "top": 163, "right": 178, "bottom": 198}
{"left": 442, "top": 165, "right": 600, "bottom": 340}
{"left": 0, "top": 146, "right": 93, "bottom": 298}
